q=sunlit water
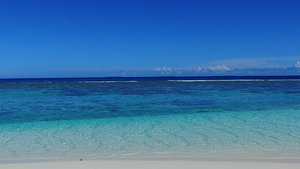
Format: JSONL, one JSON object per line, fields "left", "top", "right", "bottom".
{"left": 0, "top": 77, "right": 300, "bottom": 160}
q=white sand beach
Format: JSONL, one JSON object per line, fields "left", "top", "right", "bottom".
{"left": 2, "top": 159, "right": 300, "bottom": 169}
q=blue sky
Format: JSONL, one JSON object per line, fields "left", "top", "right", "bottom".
{"left": 1, "top": 0, "right": 300, "bottom": 77}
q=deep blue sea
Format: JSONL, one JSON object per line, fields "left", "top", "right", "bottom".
{"left": 0, "top": 76, "right": 300, "bottom": 160}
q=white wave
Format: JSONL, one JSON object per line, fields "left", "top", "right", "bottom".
{"left": 168, "top": 79, "right": 300, "bottom": 82}
{"left": 78, "top": 81, "right": 139, "bottom": 83}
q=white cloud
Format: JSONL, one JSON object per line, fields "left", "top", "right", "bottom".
{"left": 154, "top": 67, "right": 161, "bottom": 71}
{"left": 197, "top": 65, "right": 230, "bottom": 72}
{"left": 295, "top": 61, "right": 300, "bottom": 68}
{"left": 208, "top": 65, "right": 230, "bottom": 71}
{"left": 154, "top": 67, "right": 172, "bottom": 72}
{"left": 162, "top": 67, "right": 172, "bottom": 71}
{"left": 210, "top": 57, "right": 300, "bottom": 69}
{"left": 154, "top": 67, "right": 173, "bottom": 74}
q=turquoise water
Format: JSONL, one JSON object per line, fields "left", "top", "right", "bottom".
{"left": 0, "top": 77, "right": 300, "bottom": 160}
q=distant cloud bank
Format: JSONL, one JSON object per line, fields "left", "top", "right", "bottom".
{"left": 154, "top": 65, "right": 230, "bottom": 75}
{"left": 2, "top": 61, "right": 300, "bottom": 78}
{"left": 150, "top": 61, "right": 300, "bottom": 76}
{"left": 154, "top": 67, "right": 172, "bottom": 73}
{"left": 197, "top": 65, "right": 230, "bottom": 72}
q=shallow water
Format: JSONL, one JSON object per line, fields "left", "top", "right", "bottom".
{"left": 0, "top": 77, "right": 300, "bottom": 160}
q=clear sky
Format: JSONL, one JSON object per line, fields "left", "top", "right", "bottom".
{"left": 1, "top": 0, "right": 300, "bottom": 77}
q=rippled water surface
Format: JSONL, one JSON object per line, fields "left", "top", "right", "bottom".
{"left": 0, "top": 77, "right": 300, "bottom": 160}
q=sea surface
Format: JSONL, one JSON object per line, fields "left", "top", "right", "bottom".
{"left": 0, "top": 76, "right": 300, "bottom": 161}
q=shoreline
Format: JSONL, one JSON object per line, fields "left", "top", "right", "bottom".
{"left": 1, "top": 158, "right": 300, "bottom": 169}
{"left": 1, "top": 152, "right": 300, "bottom": 164}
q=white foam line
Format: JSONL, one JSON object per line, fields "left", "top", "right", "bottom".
{"left": 168, "top": 79, "right": 300, "bottom": 82}
{"left": 78, "top": 81, "right": 139, "bottom": 83}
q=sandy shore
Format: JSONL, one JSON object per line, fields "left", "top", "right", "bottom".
{"left": 2, "top": 159, "right": 300, "bottom": 169}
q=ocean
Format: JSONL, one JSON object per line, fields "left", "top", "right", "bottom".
{"left": 0, "top": 76, "right": 300, "bottom": 160}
